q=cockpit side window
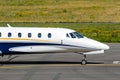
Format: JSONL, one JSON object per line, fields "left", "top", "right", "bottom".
{"left": 69, "top": 33, "right": 76, "bottom": 38}
{"left": 66, "top": 33, "right": 70, "bottom": 38}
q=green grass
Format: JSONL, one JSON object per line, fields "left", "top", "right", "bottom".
{"left": 0, "top": 0, "right": 120, "bottom": 22}
{"left": 0, "top": 22, "right": 119, "bottom": 43}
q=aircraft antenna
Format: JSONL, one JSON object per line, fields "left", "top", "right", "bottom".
{"left": 7, "top": 24, "right": 12, "bottom": 28}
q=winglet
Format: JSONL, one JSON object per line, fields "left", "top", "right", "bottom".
{"left": 7, "top": 24, "right": 12, "bottom": 28}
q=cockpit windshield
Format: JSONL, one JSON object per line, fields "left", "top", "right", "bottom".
{"left": 69, "top": 32, "right": 84, "bottom": 38}
{"left": 73, "top": 32, "right": 84, "bottom": 38}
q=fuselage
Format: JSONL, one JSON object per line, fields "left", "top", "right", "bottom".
{"left": 0, "top": 27, "right": 109, "bottom": 54}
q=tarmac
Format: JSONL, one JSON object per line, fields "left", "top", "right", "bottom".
{"left": 0, "top": 43, "right": 119, "bottom": 80}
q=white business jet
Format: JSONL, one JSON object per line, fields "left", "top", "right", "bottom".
{"left": 0, "top": 24, "right": 109, "bottom": 64}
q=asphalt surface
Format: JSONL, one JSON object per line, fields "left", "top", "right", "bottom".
{"left": 0, "top": 43, "right": 119, "bottom": 80}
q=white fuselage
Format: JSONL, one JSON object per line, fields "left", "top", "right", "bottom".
{"left": 0, "top": 27, "right": 109, "bottom": 55}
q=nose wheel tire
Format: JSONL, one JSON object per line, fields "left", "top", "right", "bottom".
{"left": 81, "top": 59, "right": 87, "bottom": 65}
{"left": 81, "top": 54, "right": 87, "bottom": 65}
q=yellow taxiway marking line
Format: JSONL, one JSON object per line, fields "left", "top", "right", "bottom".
{"left": 0, "top": 64, "right": 120, "bottom": 69}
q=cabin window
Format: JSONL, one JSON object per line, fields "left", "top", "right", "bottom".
{"left": 69, "top": 33, "right": 76, "bottom": 38}
{"left": 28, "top": 33, "right": 32, "bottom": 38}
{"left": 0, "top": 32, "right": 1, "bottom": 37}
{"left": 38, "top": 33, "right": 41, "bottom": 38}
{"left": 18, "top": 33, "right": 22, "bottom": 38}
{"left": 48, "top": 33, "right": 52, "bottom": 38}
{"left": 66, "top": 33, "right": 70, "bottom": 38}
{"left": 8, "top": 32, "right": 12, "bottom": 37}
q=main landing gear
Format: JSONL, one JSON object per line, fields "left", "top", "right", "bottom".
{"left": 0, "top": 54, "right": 19, "bottom": 62}
{"left": 81, "top": 54, "right": 87, "bottom": 65}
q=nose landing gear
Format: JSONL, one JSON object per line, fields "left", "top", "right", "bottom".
{"left": 81, "top": 54, "right": 87, "bottom": 65}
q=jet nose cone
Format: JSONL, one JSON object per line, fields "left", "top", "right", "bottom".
{"left": 87, "top": 38, "right": 110, "bottom": 50}
{"left": 95, "top": 42, "right": 110, "bottom": 50}
{"left": 83, "top": 38, "right": 110, "bottom": 50}
{"left": 102, "top": 44, "right": 110, "bottom": 50}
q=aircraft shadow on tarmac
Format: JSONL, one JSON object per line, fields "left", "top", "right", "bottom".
{"left": 0, "top": 61, "right": 104, "bottom": 64}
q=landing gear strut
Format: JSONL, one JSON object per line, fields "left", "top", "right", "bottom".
{"left": 81, "top": 54, "right": 87, "bottom": 65}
